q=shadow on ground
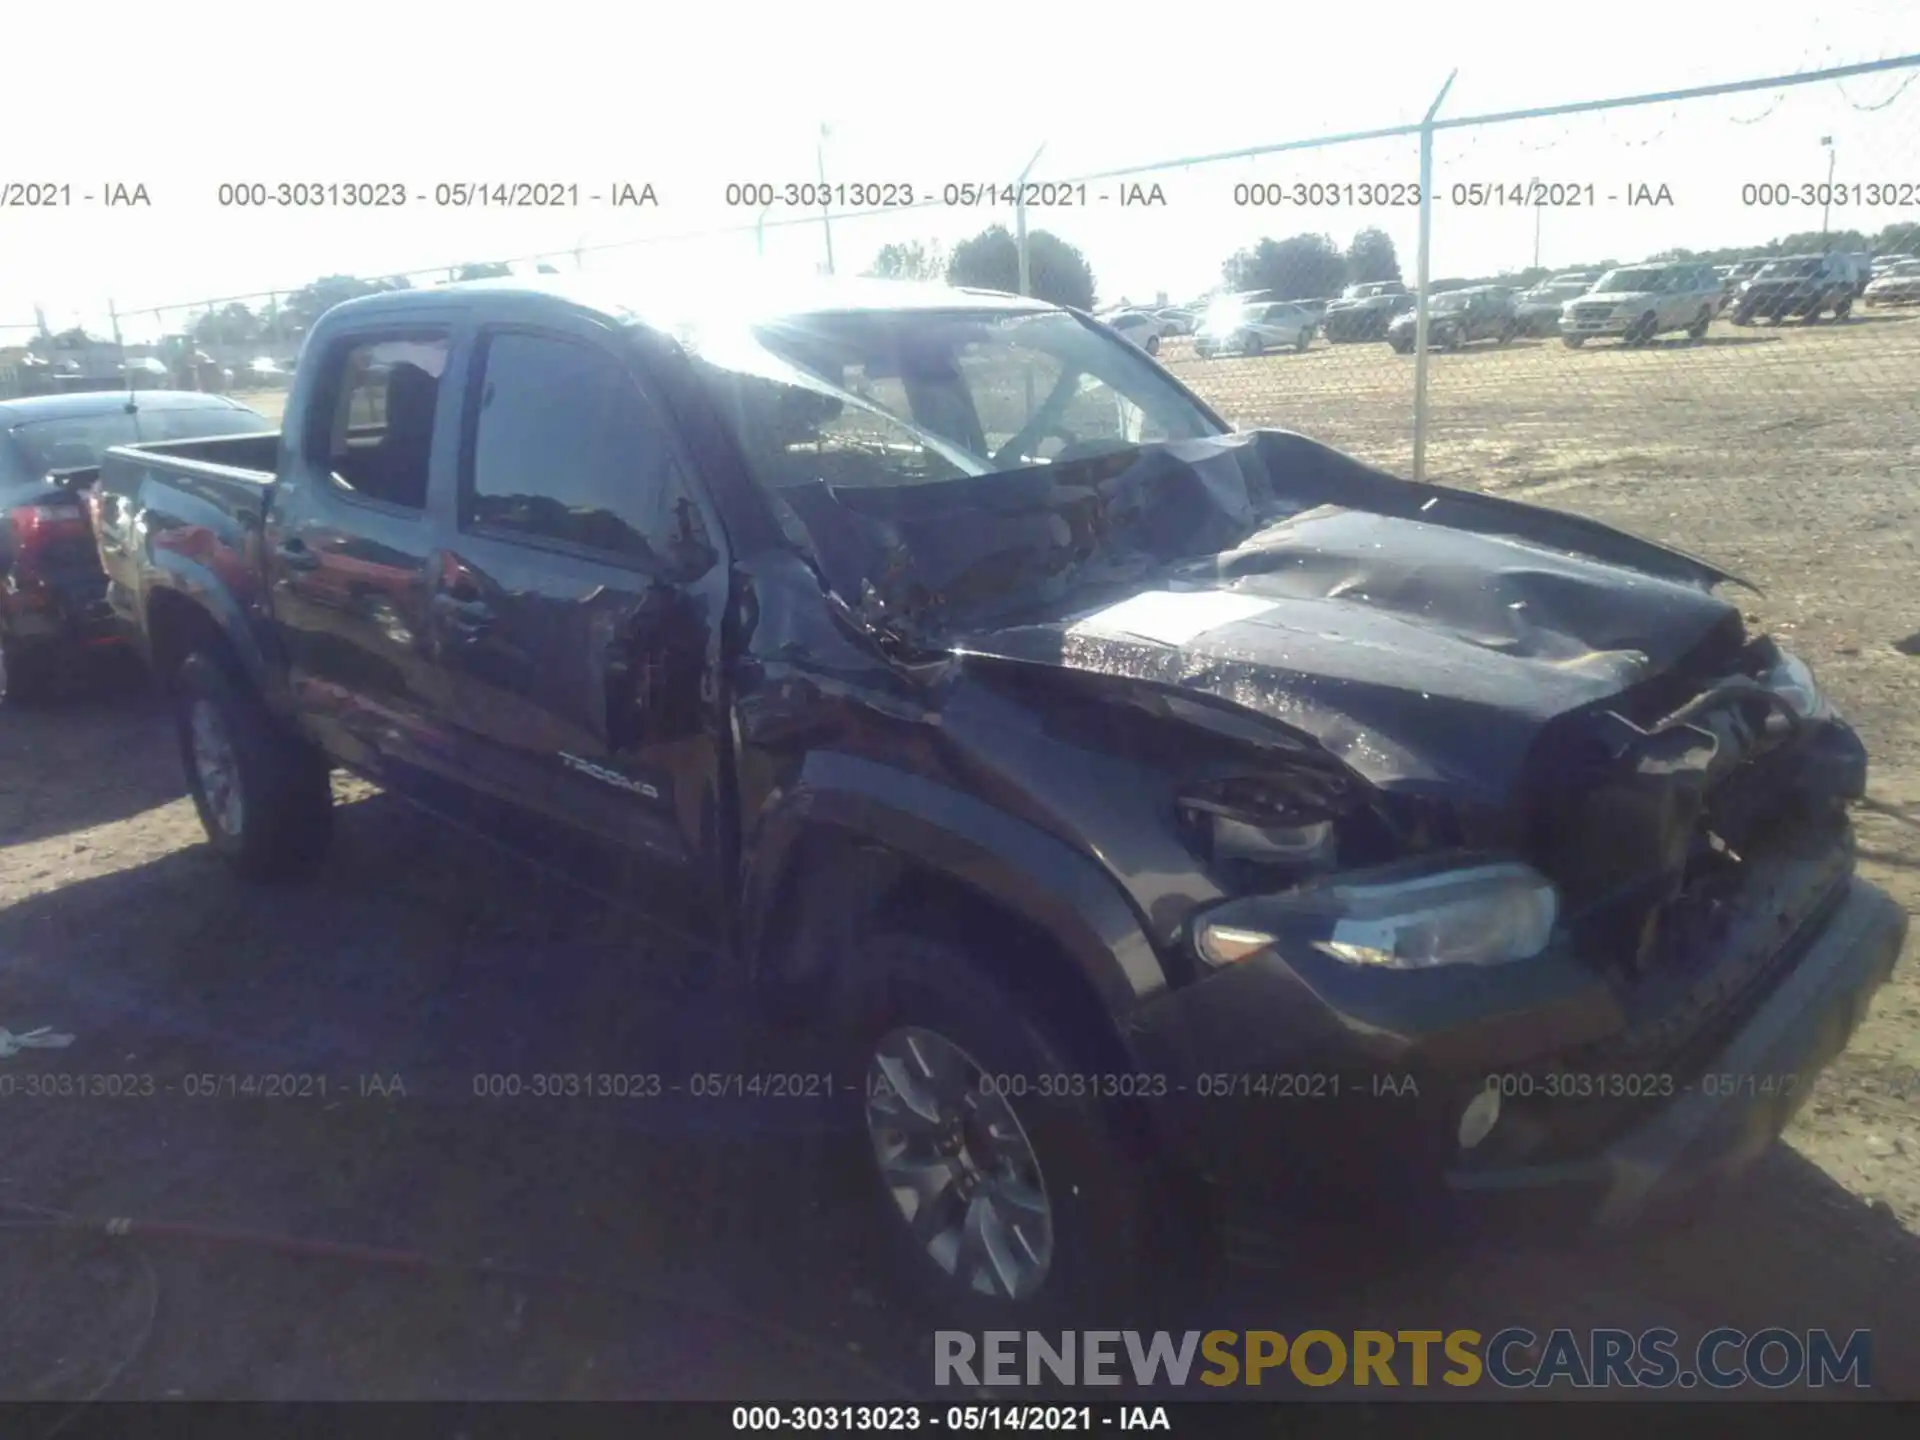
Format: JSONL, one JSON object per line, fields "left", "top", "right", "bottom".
{"left": 1, "top": 785, "right": 1916, "bottom": 1402}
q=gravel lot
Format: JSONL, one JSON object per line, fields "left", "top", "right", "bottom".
{"left": 2, "top": 311, "right": 1917, "bottom": 1402}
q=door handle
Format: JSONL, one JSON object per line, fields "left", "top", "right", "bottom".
{"left": 431, "top": 591, "right": 493, "bottom": 633}
{"left": 275, "top": 538, "right": 321, "bottom": 571}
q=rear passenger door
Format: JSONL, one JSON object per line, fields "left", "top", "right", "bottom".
{"left": 428, "top": 317, "right": 732, "bottom": 948}
{"left": 262, "top": 325, "right": 459, "bottom": 792}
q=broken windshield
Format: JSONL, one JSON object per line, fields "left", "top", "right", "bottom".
{"left": 684, "top": 307, "right": 1225, "bottom": 493}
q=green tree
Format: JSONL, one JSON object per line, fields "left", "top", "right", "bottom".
{"left": 283, "top": 275, "right": 409, "bottom": 335}
{"left": 1221, "top": 234, "right": 1346, "bottom": 299}
{"left": 192, "top": 302, "right": 260, "bottom": 347}
{"left": 866, "top": 239, "right": 948, "bottom": 281}
{"left": 946, "top": 225, "right": 1096, "bottom": 311}
{"left": 1345, "top": 228, "right": 1402, "bottom": 285}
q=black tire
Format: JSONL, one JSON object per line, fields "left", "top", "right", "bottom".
{"left": 1294, "top": 327, "right": 1311, "bottom": 352}
{"left": 173, "top": 650, "right": 333, "bottom": 880}
{"left": 1563, "top": 334, "right": 1586, "bottom": 348}
{"left": 832, "top": 930, "right": 1186, "bottom": 1329}
{"left": 0, "top": 630, "right": 56, "bottom": 708}
{"left": 1834, "top": 297, "right": 1852, "bottom": 321}
{"left": 1497, "top": 323, "right": 1516, "bottom": 345}
{"left": 1242, "top": 332, "right": 1263, "bottom": 358}
{"left": 1686, "top": 310, "right": 1711, "bottom": 341}
{"left": 1144, "top": 335, "right": 1160, "bottom": 356}
{"left": 1627, "top": 313, "right": 1656, "bottom": 346}
{"left": 1732, "top": 309, "right": 1753, "bottom": 327}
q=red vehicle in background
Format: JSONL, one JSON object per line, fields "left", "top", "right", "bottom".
{"left": 0, "top": 389, "right": 268, "bottom": 703}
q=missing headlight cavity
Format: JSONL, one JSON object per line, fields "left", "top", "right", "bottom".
{"left": 1177, "top": 778, "right": 1337, "bottom": 867}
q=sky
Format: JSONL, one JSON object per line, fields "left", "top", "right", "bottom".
{"left": 4, "top": 0, "right": 1918, "bottom": 340}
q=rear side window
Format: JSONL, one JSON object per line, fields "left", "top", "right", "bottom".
{"left": 314, "top": 332, "right": 451, "bottom": 510}
{"left": 9, "top": 412, "right": 139, "bottom": 474}
{"left": 138, "top": 405, "right": 271, "bottom": 444}
{"left": 464, "top": 330, "right": 703, "bottom": 565}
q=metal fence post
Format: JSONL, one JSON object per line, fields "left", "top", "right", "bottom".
{"left": 1412, "top": 70, "right": 1456, "bottom": 486}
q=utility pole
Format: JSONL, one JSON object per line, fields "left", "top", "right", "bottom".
{"left": 1014, "top": 142, "right": 1048, "bottom": 296}
{"left": 1819, "top": 137, "right": 1836, "bottom": 237}
{"left": 1532, "top": 175, "right": 1543, "bottom": 270}
{"left": 817, "top": 123, "right": 836, "bottom": 276}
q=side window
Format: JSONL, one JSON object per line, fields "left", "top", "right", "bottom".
{"left": 140, "top": 406, "right": 270, "bottom": 444}
{"left": 466, "top": 330, "right": 705, "bottom": 565}
{"left": 315, "top": 332, "right": 450, "bottom": 510}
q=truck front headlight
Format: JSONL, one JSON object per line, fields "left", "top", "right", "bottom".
{"left": 1766, "top": 649, "right": 1831, "bottom": 720}
{"left": 1194, "top": 860, "right": 1559, "bottom": 971}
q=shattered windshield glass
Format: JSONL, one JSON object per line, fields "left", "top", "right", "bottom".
{"left": 683, "top": 307, "right": 1223, "bottom": 491}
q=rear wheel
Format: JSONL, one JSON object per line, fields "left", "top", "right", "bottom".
{"left": 1144, "top": 335, "right": 1160, "bottom": 356}
{"left": 173, "top": 650, "right": 334, "bottom": 880}
{"left": 1834, "top": 296, "right": 1852, "bottom": 321}
{"left": 1562, "top": 334, "right": 1586, "bottom": 348}
{"left": 835, "top": 931, "right": 1187, "bottom": 1327}
{"left": 1294, "top": 327, "right": 1312, "bottom": 352}
{"left": 1686, "top": 309, "right": 1711, "bottom": 341}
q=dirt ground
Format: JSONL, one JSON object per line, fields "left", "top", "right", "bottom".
{"left": 2, "top": 311, "right": 1917, "bottom": 1404}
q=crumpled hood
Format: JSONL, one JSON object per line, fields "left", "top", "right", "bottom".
{"left": 775, "top": 430, "right": 1746, "bottom": 806}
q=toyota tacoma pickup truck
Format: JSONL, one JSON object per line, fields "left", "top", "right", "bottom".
{"left": 91, "top": 277, "right": 1906, "bottom": 1324}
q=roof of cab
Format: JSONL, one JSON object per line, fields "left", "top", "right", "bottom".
{"left": 318, "top": 273, "right": 1061, "bottom": 333}
{"left": 0, "top": 389, "right": 254, "bottom": 423}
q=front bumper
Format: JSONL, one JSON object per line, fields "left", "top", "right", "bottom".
{"left": 1121, "top": 848, "right": 1904, "bottom": 1234}
{"left": 2, "top": 568, "right": 123, "bottom": 655}
{"left": 1447, "top": 877, "right": 1905, "bottom": 1230}
{"left": 1561, "top": 311, "right": 1634, "bottom": 336}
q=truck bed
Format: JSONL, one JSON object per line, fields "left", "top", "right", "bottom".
{"left": 94, "top": 433, "right": 282, "bottom": 652}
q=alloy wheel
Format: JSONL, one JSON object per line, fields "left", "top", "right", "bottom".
{"left": 865, "top": 1025, "right": 1055, "bottom": 1302}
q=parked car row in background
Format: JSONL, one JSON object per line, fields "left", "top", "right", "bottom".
{"left": 1099, "top": 248, "right": 1914, "bottom": 364}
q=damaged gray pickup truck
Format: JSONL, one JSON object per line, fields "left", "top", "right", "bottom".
{"left": 91, "top": 277, "right": 1906, "bottom": 1325}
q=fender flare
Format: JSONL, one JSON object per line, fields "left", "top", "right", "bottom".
{"left": 138, "top": 550, "right": 276, "bottom": 701}
{"left": 740, "top": 752, "right": 1170, "bottom": 1019}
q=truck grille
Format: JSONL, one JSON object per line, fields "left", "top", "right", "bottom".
{"left": 1571, "top": 303, "right": 1613, "bottom": 324}
{"left": 1465, "top": 815, "right": 1854, "bottom": 1167}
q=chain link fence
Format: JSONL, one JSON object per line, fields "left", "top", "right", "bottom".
{"left": 9, "top": 56, "right": 1916, "bottom": 496}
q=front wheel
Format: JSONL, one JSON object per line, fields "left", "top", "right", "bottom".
{"left": 174, "top": 650, "right": 334, "bottom": 880}
{"left": 1834, "top": 298, "right": 1852, "bottom": 320}
{"left": 1687, "top": 310, "right": 1710, "bottom": 341}
{"left": 838, "top": 932, "right": 1184, "bottom": 1326}
{"left": 1294, "top": 327, "right": 1312, "bottom": 352}
{"left": 1242, "top": 332, "right": 1263, "bottom": 357}
{"left": 1563, "top": 335, "right": 1586, "bottom": 348}
{"left": 1497, "top": 323, "right": 1517, "bottom": 345}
